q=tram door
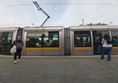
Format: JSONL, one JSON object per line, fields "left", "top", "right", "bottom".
{"left": 25, "top": 31, "right": 61, "bottom": 56}
{"left": 93, "top": 31, "right": 109, "bottom": 55}
{"left": 0, "top": 32, "right": 12, "bottom": 55}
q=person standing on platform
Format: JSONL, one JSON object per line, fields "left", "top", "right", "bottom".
{"left": 101, "top": 34, "right": 112, "bottom": 63}
{"left": 12, "top": 36, "right": 23, "bottom": 64}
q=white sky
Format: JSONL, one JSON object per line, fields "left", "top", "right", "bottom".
{"left": 0, "top": 0, "right": 118, "bottom": 27}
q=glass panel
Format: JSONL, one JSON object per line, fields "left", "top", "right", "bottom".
{"left": 74, "top": 31, "right": 91, "bottom": 47}
{"left": 111, "top": 30, "right": 118, "bottom": 46}
{"left": 0, "top": 32, "right": 13, "bottom": 55}
{"left": 93, "top": 31, "right": 103, "bottom": 54}
{"left": 0, "top": 33, "right": 3, "bottom": 54}
{"left": 26, "top": 31, "right": 59, "bottom": 47}
{"left": 26, "top": 32, "right": 42, "bottom": 47}
{"left": 5, "top": 32, "right": 13, "bottom": 55}
{"left": 43, "top": 31, "right": 59, "bottom": 47}
{"left": 93, "top": 30, "right": 109, "bottom": 54}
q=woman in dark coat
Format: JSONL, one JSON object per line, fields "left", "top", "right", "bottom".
{"left": 12, "top": 36, "right": 23, "bottom": 64}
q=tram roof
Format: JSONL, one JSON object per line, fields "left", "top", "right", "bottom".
{"left": 24, "top": 26, "right": 63, "bottom": 31}
{"left": 0, "top": 27, "right": 19, "bottom": 32}
{"left": 70, "top": 25, "right": 118, "bottom": 30}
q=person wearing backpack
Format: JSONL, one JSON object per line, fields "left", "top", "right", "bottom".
{"left": 12, "top": 36, "right": 23, "bottom": 64}
{"left": 101, "top": 34, "right": 112, "bottom": 63}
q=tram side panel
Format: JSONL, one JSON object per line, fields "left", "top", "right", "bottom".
{"left": 92, "top": 29, "right": 118, "bottom": 55}
{"left": 64, "top": 28, "right": 71, "bottom": 55}
{"left": 110, "top": 30, "right": 118, "bottom": 55}
{"left": 70, "top": 26, "right": 118, "bottom": 56}
{"left": 70, "top": 29, "right": 74, "bottom": 55}
{"left": 0, "top": 28, "right": 17, "bottom": 55}
{"left": 70, "top": 29, "right": 92, "bottom": 55}
{"left": 24, "top": 30, "right": 43, "bottom": 56}
{"left": 92, "top": 30, "right": 109, "bottom": 55}
{"left": 23, "top": 27, "right": 64, "bottom": 56}
{"left": 43, "top": 29, "right": 64, "bottom": 56}
{"left": 60, "top": 28, "right": 64, "bottom": 56}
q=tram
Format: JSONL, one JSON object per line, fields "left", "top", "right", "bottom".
{"left": 69, "top": 25, "right": 118, "bottom": 55}
{"left": 0, "top": 27, "right": 18, "bottom": 55}
{"left": 23, "top": 26, "right": 64, "bottom": 56}
{"left": 0, "top": 25, "right": 118, "bottom": 56}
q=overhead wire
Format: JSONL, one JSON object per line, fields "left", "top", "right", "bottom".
{"left": 0, "top": 2, "right": 118, "bottom": 26}
{"left": 0, "top": 3, "right": 118, "bottom": 8}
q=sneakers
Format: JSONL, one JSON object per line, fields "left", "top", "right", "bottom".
{"left": 17, "top": 59, "right": 20, "bottom": 62}
{"left": 101, "top": 60, "right": 111, "bottom": 63}
{"left": 14, "top": 60, "right": 17, "bottom": 64}
{"left": 14, "top": 59, "right": 20, "bottom": 64}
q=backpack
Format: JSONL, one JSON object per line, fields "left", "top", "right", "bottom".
{"left": 106, "top": 38, "right": 112, "bottom": 44}
{"left": 16, "top": 41, "right": 23, "bottom": 49}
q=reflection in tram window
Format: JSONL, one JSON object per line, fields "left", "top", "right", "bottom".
{"left": 44, "top": 32, "right": 59, "bottom": 47}
{"left": 111, "top": 31, "right": 118, "bottom": 46}
{"left": 93, "top": 31, "right": 103, "bottom": 54}
{"left": 26, "top": 32, "right": 42, "bottom": 47}
{"left": 6, "top": 33, "right": 13, "bottom": 55}
{"left": 93, "top": 31, "right": 109, "bottom": 55}
{"left": 0, "top": 32, "right": 12, "bottom": 55}
{"left": 74, "top": 31, "right": 91, "bottom": 47}
{"left": 26, "top": 31, "right": 59, "bottom": 47}
{"left": 0, "top": 33, "right": 2, "bottom": 54}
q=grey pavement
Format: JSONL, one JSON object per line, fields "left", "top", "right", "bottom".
{"left": 0, "top": 55, "right": 118, "bottom": 83}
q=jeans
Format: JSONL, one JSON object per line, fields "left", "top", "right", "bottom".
{"left": 101, "top": 47, "right": 112, "bottom": 61}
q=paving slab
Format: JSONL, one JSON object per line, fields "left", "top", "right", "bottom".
{"left": 0, "top": 56, "right": 118, "bottom": 83}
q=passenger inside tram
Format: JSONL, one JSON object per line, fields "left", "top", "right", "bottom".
{"left": 112, "top": 36, "right": 118, "bottom": 46}
{"left": 44, "top": 38, "right": 53, "bottom": 47}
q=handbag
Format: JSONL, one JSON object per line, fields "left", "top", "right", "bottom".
{"left": 10, "top": 45, "right": 16, "bottom": 54}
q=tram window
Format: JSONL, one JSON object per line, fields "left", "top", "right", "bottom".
{"left": 74, "top": 31, "right": 91, "bottom": 47}
{"left": 0, "top": 33, "right": 2, "bottom": 53}
{"left": 26, "top": 31, "right": 59, "bottom": 47}
{"left": 26, "top": 32, "right": 42, "bottom": 47}
{"left": 43, "top": 32, "right": 59, "bottom": 47}
{"left": 111, "top": 31, "right": 118, "bottom": 46}
{"left": 0, "top": 33, "right": 2, "bottom": 43}
{"left": 7, "top": 33, "right": 12, "bottom": 44}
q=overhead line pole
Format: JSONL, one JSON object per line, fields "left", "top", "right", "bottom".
{"left": 33, "top": 1, "right": 50, "bottom": 27}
